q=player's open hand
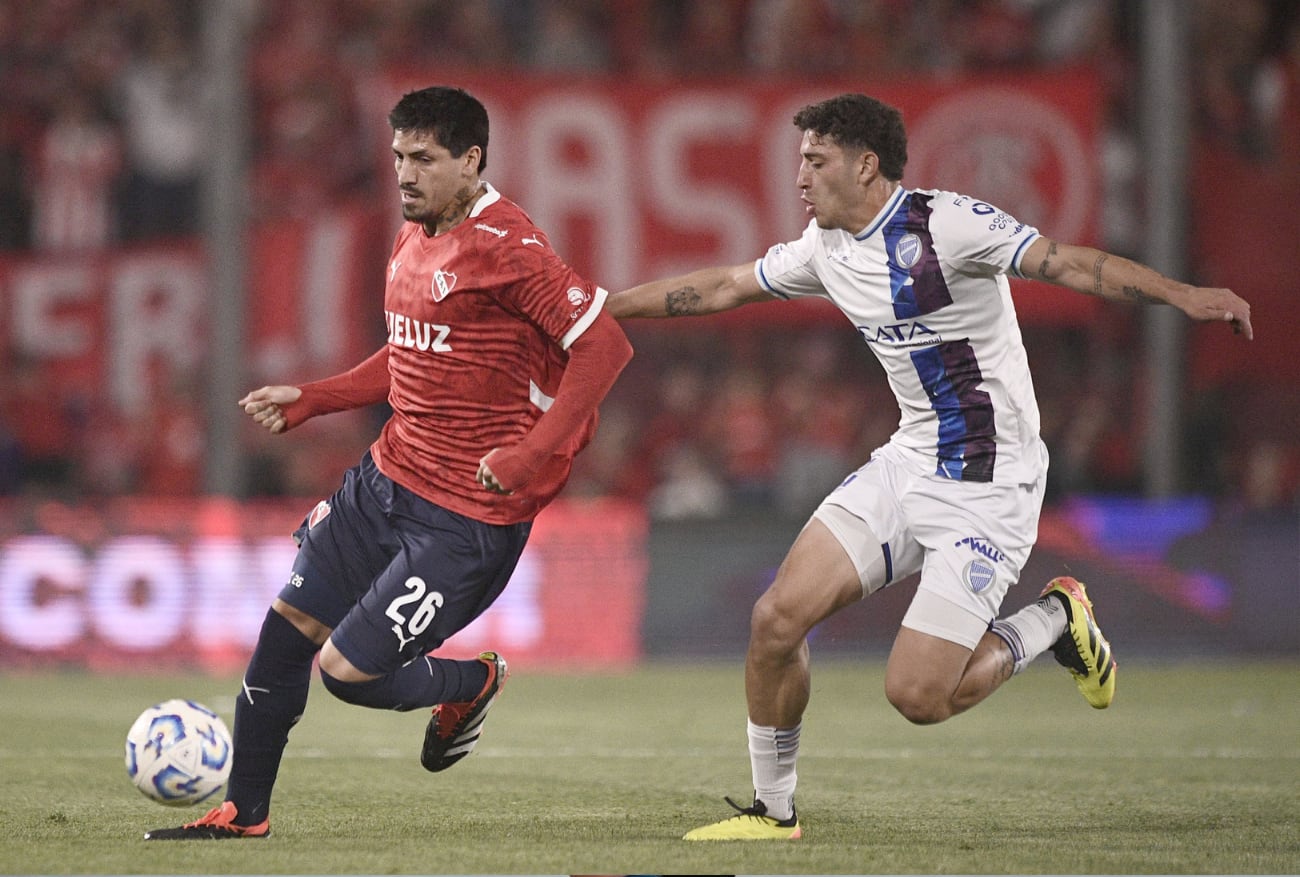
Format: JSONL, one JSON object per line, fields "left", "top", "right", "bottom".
{"left": 1185, "top": 286, "right": 1253, "bottom": 340}
{"left": 239, "top": 385, "right": 303, "bottom": 434}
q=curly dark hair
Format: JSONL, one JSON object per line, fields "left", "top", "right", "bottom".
{"left": 388, "top": 86, "right": 489, "bottom": 173}
{"left": 793, "top": 94, "right": 907, "bottom": 181}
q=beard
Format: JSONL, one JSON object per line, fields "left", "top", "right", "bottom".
{"left": 399, "top": 181, "right": 480, "bottom": 231}
{"left": 400, "top": 201, "right": 430, "bottom": 223}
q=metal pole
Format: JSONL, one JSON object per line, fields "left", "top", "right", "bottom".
{"left": 1139, "top": 0, "right": 1191, "bottom": 497}
{"left": 200, "top": 0, "right": 252, "bottom": 496}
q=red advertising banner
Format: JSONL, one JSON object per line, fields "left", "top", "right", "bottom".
{"left": 0, "top": 70, "right": 1104, "bottom": 435}
{"left": 243, "top": 200, "right": 389, "bottom": 385}
{"left": 0, "top": 496, "right": 647, "bottom": 673}
{"left": 364, "top": 67, "right": 1105, "bottom": 323}
{"left": 0, "top": 203, "right": 383, "bottom": 418}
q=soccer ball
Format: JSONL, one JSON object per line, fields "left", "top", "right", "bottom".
{"left": 124, "top": 699, "right": 232, "bottom": 806}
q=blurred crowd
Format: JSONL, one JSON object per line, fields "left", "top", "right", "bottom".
{"left": 1, "top": 0, "right": 1298, "bottom": 516}
{"left": 6, "top": 0, "right": 1297, "bottom": 250}
{"left": 0, "top": 0, "right": 1107, "bottom": 249}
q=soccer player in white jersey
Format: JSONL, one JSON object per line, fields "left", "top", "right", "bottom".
{"left": 608, "top": 93, "right": 1253, "bottom": 841}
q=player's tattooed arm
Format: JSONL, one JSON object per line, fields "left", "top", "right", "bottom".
{"left": 1034, "top": 239, "right": 1059, "bottom": 281}
{"left": 1117, "top": 283, "right": 1161, "bottom": 305}
{"left": 665, "top": 286, "right": 703, "bottom": 316}
{"left": 1090, "top": 253, "right": 1161, "bottom": 304}
{"left": 1021, "top": 235, "right": 1252, "bottom": 338}
{"left": 1090, "top": 252, "right": 1106, "bottom": 297}
{"left": 609, "top": 262, "right": 765, "bottom": 319}
{"left": 1027, "top": 238, "right": 1170, "bottom": 305}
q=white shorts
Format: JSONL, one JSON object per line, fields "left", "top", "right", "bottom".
{"left": 812, "top": 441, "right": 1048, "bottom": 650}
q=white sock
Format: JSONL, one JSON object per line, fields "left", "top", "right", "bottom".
{"left": 747, "top": 719, "right": 799, "bottom": 820}
{"left": 989, "top": 595, "right": 1067, "bottom": 674}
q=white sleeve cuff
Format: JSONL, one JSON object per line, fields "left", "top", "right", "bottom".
{"left": 559, "top": 285, "right": 608, "bottom": 350}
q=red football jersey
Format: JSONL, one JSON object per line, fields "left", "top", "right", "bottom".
{"left": 369, "top": 184, "right": 606, "bottom": 524}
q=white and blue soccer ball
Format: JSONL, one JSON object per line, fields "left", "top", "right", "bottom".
{"left": 124, "top": 699, "right": 232, "bottom": 806}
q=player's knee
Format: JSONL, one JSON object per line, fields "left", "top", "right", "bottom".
{"left": 319, "top": 667, "right": 408, "bottom": 710}
{"left": 884, "top": 678, "right": 954, "bottom": 725}
{"left": 319, "top": 667, "right": 361, "bottom": 703}
{"left": 321, "top": 668, "right": 370, "bottom": 706}
{"left": 318, "top": 639, "right": 376, "bottom": 686}
{"left": 749, "top": 592, "right": 807, "bottom": 651}
{"left": 322, "top": 641, "right": 364, "bottom": 680}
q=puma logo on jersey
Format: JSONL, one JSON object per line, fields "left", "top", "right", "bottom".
{"left": 521, "top": 234, "right": 544, "bottom": 247}
{"left": 389, "top": 259, "right": 401, "bottom": 281}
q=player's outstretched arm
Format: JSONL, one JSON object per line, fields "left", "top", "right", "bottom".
{"left": 607, "top": 262, "right": 770, "bottom": 319}
{"left": 239, "top": 345, "right": 392, "bottom": 435}
{"left": 1020, "top": 237, "right": 1253, "bottom": 340}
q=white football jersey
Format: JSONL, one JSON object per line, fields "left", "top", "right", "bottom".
{"left": 756, "top": 186, "right": 1045, "bottom": 485}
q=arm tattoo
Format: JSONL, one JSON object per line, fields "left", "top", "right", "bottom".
{"left": 665, "top": 286, "right": 703, "bottom": 316}
{"left": 1036, "top": 240, "right": 1057, "bottom": 279}
{"left": 1121, "top": 284, "right": 1160, "bottom": 305}
{"left": 1091, "top": 253, "right": 1108, "bottom": 297}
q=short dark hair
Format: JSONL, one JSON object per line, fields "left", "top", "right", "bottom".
{"left": 388, "top": 86, "right": 489, "bottom": 173}
{"left": 793, "top": 94, "right": 907, "bottom": 181}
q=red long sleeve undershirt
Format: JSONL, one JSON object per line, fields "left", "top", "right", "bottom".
{"left": 276, "top": 310, "right": 632, "bottom": 493}
{"left": 282, "top": 345, "right": 391, "bottom": 431}
{"left": 485, "top": 310, "right": 632, "bottom": 490}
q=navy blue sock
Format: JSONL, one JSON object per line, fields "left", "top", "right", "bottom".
{"left": 320, "top": 655, "right": 488, "bottom": 711}
{"left": 225, "top": 609, "right": 319, "bottom": 826}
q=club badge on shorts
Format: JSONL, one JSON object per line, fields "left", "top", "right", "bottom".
{"left": 962, "top": 558, "right": 997, "bottom": 593}
{"left": 308, "top": 500, "right": 331, "bottom": 529}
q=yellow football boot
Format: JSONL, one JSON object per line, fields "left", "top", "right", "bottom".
{"left": 1041, "top": 576, "right": 1117, "bottom": 708}
{"left": 683, "top": 797, "right": 801, "bottom": 841}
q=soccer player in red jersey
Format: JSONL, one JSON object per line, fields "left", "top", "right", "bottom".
{"left": 145, "top": 86, "right": 632, "bottom": 840}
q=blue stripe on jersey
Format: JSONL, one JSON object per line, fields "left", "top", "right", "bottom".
{"left": 882, "top": 192, "right": 953, "bottom": 319}
{"left": 1009, "top": 232, "right": 1039, "bottom": 278}
{"left": 910, "top": 340, "right": 996, "bottom": 482}
{"left": 755, "top": 259, "right": 788, "bottom": 298}
{"left": 759, "top": 261, "right": 774, "bottom": 298}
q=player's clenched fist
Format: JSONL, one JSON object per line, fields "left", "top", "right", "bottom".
{"left": 239, "top": 385, "right": 303, "bottom": 434}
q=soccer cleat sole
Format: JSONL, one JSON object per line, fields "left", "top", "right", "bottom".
{"left": 143, "top": 802, "right": 269, "bottom": 840}
{"left": 143, "top": 824, "right": 270, "bottom": 840}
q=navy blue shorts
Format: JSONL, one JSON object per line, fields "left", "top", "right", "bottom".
{"left": 280, "top": 451, "right": 531, "bottom": 676}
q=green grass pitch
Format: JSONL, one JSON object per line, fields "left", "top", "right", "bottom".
{"left": 1, "top": 659, "right": 1296, "bottom": 874}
